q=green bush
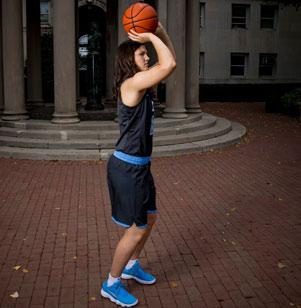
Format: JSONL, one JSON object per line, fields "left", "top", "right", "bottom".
{"left": 281, "top": 88, "right": 301, "bottom": 117}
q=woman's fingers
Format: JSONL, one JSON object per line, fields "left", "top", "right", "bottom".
{"left": 128, "top": 29, "right": 153, "bottom": 43}
{"left": 129, "top": 29, "right": 139, "bottom": 36}
{"left": 128, "top": 33, "right": 140, "bottom": 42}
{"left": 128, "top": 29, "right": 140, "bottom": 41}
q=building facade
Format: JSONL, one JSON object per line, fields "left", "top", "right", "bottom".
{"left": 198, "top": 0, "right": 301, "bottom": 100}
{"left": 0, "top": 0, "right": 300, "bottom": 123}
{"left": 200, "top": 0, "right": 301, "bottom": 84}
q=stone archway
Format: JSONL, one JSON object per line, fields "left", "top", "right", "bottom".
{"left": 78, "top": 0, "right": 106, "bottom": 11}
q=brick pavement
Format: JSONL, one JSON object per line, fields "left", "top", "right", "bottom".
{"left": 0, "top": 102, "right": 300, "bottom": 308}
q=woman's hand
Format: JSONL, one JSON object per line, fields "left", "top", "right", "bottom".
{"left": 128, "top": 29, "right": 154, "bottom": 44}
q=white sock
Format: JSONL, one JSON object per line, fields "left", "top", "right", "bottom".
{"left": 125, "top": 259, "right": 138, "bottom": 270}
{"left": 107, "top": 273, "right": 120, "bottom": 287}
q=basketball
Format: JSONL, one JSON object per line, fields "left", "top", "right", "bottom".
{"left": 123, "top": 2, "right": 158, "bottom": 34}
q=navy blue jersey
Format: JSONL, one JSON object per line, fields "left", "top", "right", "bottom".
{"left": 115, "top": 91, "right": 155, "bottom": 157}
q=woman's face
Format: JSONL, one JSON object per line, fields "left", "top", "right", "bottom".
{"left": 134, "top": 45, "right": 149, "bottom": 71}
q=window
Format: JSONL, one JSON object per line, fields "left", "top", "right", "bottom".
{"left": 200, "top": 3, "right": 205, "bottom": 28}
{"left": 79, "top": 35, "right": 89, "bottom": 71}
{"left": 199, "top": 53, "right": 204, "bottom": 78}
{"left": 259, "top": 54, "right": 277, "bottom": 76}
{"left": 231, "top": 53, "right": 248, "bottom": 76}
{"left": 232, "top": 4, "right": 249, "bottom": 29}
{"left": 261, "top": 5, "right": 278, "bottom": 29}
{"left": 40, "top": 2, "right": 50, "bottom": 25}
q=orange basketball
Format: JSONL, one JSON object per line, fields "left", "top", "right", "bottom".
{"left": 123, "top": 2, "right": 158, "bottom": 34}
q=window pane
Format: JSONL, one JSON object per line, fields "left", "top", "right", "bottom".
{"left": 199, "top": 53, "right": 204, "bottom": 78}
{"left": 260, "top": 55, "right": 275, "bottom": 66}
{"left": 200, "top": 3, "right": 205, "bottom": 28}
{"left": 40, "top": 2, "right": 49, "bottom": 24}
{"left": 259, "top": 54, "right": 276, "bottom": 76}
{"left": 261, "top": 19, "right": 274, "bottom": 29}
{"left": 231, "top": 55, "right": 245, "bottom": 66}
{"left": 261, "top": 6, "right": 274, "bottom": 18}
{"left": 232, "top": 17, "right": 246, "bottom": 23}
{"left": 232, "top": 17, "right": 246, "bottom": 28}
{"left": 231, "top": 66, "right": 244, "bottom": 76}
{"left": 232, "top": 5, "right": 248, "bottom": 28}
{"left": 41, "top": 14, "right": 48, "bottom": 24}
{"left": 231, "top": 54, "right": 247, "bottom": 76}
{"left": 40, "top": 3, "right": 49, "bottom": 14}
{"left": 200, "top": 6, "right": 202, "bottom": 26}
{"left": 233, "top": 6, "right": 246, "bottom": 18}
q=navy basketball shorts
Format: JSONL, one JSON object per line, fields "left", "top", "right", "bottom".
{"left": 107, "top": 154, "right": 157, "bottom": 229}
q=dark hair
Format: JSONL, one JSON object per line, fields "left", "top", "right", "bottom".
{"left": 112, "top": 40, "right": 143, "bottom": 102}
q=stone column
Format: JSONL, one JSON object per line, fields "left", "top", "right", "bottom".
{"left": 52, "top": 0, "right": 80, "bottom": 124}
{"left": 1, "top": 0, "right": 28, "bottom": 121}
{"left": 26, "top": 0, "right": 44, "bottom": 107}
{"left": 185, "top": 0, "right": 201, "bottom": 113}
{"left": 0, "top": 1, "right": 4, "bottom": 113}
{"left": 158, "top": 0, "right": 167, "bottom": 28}
{"left": 106, "top": 0, "right": 118, "bottom": 99}
{"left": 118, "top": 0, "right": 132, "bottom": 44}
{"left": 163, "top": 0, "right": 187, "bottom": 119}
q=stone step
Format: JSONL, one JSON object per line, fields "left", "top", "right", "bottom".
{"left": 152, "top": 122, "right": 246, "bottom": 157}
{"left": 0, "top": 122, "right": 246, "bottom": 161}
{"left": 0, "top": 113, "right": 202, "bottom": 130}
{"left": 154, "top": 118, "right": 231, "bottom": 146}
{"left": 0, "top": 114, "right": 216, "bottom": 140}
{"left": 0, "top": 117, "right": 231, "bottom": 149}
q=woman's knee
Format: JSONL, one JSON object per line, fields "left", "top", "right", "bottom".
{"left": 126, "top": 224, "right": 148, "bottom": 243}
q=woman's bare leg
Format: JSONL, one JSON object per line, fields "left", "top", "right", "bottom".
{"left": 110, "top": 223, "right": 148, "bottom": 278}
{"left": 130, "top": 213, "right": 157, "bottom": 260}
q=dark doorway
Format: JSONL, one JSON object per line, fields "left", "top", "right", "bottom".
{"left": 78, "top": 5, "right": 106, "bottom": 98}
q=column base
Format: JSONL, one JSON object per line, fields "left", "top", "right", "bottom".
{"left": 1, "top": 110, "right": 29, "bottom": 121}
{"left": 162, "top": 112, "right": 188, "bottom": 119}
{"left": 26, "top": 99, "right": 45, "bottom": 107}
{"left": 186, "top": 106, "right": 202, "bottom": 113}
{"left": 162, "top": 107, "right": 188, "bottom": 119}
{"left": 51, "top": 112, "right": 80, "bottom": 124}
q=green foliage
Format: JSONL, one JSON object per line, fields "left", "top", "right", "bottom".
{"left": 281, "top": 88, "right": 301, "bottom": 116}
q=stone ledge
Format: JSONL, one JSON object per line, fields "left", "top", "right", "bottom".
{"left": 0, "top": 122, "right": 246, "bottom": 160}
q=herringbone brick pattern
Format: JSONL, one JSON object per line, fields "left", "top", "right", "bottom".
{"left": 0, "top": 102, "right": 300, "bottom": 308}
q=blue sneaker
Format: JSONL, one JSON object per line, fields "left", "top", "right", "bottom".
{"left": 121, "top": 261, "right": 156, "bottom": 285}
{"left": 101, "top": 280, "right": 138, "bottom": 307}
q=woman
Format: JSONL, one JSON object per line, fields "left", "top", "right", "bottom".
{"left": 101, "top": 22, "right": 176, "bottom": 307}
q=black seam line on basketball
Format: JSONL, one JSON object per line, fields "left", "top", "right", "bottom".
{"left": 123, "top": 16, "right": 158, "bottom": 27}
{"left": 130, "top": 5, "right": 151, "bottom": 19}
{"left": 124, "top": 11, "right": 131, "bottom": 19}
{"left": 124, "top": 4, "right": 138, "bottom": 19}
{"left": 130, "top": 25, "right": 155, "bottom": 31}
{"left": 131, "top": 5, "right": 137, "bottom": 33}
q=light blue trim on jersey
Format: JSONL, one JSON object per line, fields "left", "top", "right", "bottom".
{"left": 111, "top": 216, "right": 131, "bottom": 228}
{"left": 114, "top": 150, "right": 151, "bottom": 165}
